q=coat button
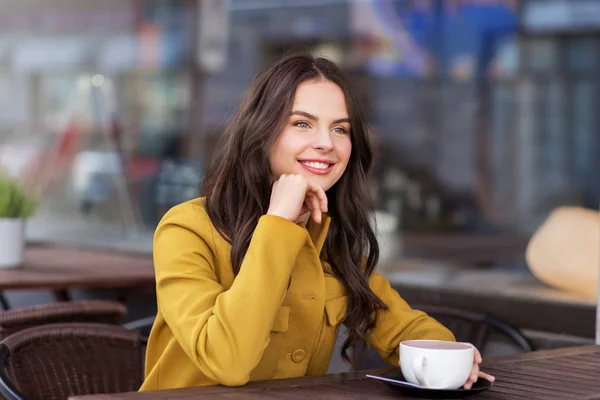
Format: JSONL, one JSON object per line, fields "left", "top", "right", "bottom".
{"left": 291, "top": 349, "right": 306, "bottom": 363}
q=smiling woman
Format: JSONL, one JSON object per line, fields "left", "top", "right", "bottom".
{"left": 140, "top": 51, "right": 491, "bottom": 392}
{"left": 269, "top": 80, "right": 352, "bottom": 192}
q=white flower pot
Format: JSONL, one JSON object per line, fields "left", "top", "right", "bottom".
{"left": 0, "top": 218, "right": 25, "bottom": 268}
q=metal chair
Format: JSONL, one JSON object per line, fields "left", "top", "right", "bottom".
{"left": 123, "top": 315, "right": 155, "bottom": 340}
{"left": 414, "top": 304, "right": 533, "bottom": 352}
{"left": 123, "top": 315, "right": 155, "bottom": 349}
{"left": 0, "top": 300, "right": 127, "bottom": 341}
{"left": 352, "top": 304, "right": 533, "bottom": 370}
{"left": 0, "top": 323, "right": 144, "bottom": 400}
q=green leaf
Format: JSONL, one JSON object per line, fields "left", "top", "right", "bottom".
{"left": 0, "top": 175, "right": 37, "bottom": 219}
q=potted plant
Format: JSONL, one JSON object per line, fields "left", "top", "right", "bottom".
{"left": 0, "top": 175, "right": 36, "bottom": 268}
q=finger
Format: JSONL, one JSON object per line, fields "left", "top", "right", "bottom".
{"left": 474, "top": 348, "right": 483, "bottom": 364}
{"left": 469, "top": 364, "right": 480, "bottom": 383}
{"left": 304, "top": 193, "right": 317, "bottom": 218}
{"left": 303, "top": 197, "right": 313, "bottom": 211}
{"left": 307, "top": 182, "right": 328, "bottom": 213}
{"left": 307, "top": 193, "right": 322, "bottom": 224}
{"left": 478, "top": 371, "right": 495, "bottom": 382}
{"left": 303, "top": 187, "right": 322, "bottom": 224}
{"left": 465, "top": 370, "right": 494, "bottom": 390}
{"left": 317, "top": 188, "right": 328, "bottom": 213}
{"left": 300, "top": 202, "right": 311, "bottom": 216}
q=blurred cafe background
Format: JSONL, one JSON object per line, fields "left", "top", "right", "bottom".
{"left": 0, "top": 0, "right": 599, "bottom": 370}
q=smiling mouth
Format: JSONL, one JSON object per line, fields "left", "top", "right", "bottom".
{"left": 300, "top": 161, "right": 331, "bottom": 169}
{"left": 298, "top": 160, "right": 335, "bottom": 175}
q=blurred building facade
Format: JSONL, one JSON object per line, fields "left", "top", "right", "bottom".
{"left": 0, "top": 0, "right": 598, "bottom": 266}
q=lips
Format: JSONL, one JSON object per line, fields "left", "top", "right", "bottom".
{"left": 298, "top": 160, "right": 335, "bottom": 175}
{"left": 301, "top": 161, "right": 330, "bottom": 169}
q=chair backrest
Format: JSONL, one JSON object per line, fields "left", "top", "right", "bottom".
{"left": 413, "top": 305, "right": 490, "bottom": 350}
{"left": 352, "top": 304, "right": 533, "bottom": 370}
{"left": 0, "top": 300, "right": 127, "bottom": 341}
{"left": 415, "top": 304, "right": 533, "bottom": 353}
{"left": 0, "top": 323, "right": 143, "bottom": 400}
{"left": 123, "top": 315, "right": 155, "bottom": 336}
{"left": 123, "top": 315, "right": 155, "bottom": 349}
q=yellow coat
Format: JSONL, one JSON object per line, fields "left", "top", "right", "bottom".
{"left": 140, "top": 198, "right": 454, "bottom": 390}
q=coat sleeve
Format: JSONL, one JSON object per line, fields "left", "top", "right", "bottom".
{"left": 366, "top": 272, "right": 456, "bottom": 365}
{"left": 153, "top": 203, "right": 308, "bottom": 386}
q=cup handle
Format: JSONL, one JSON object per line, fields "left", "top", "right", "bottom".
{"left": 412, "top": 354, "right": 430, "bottom": 388}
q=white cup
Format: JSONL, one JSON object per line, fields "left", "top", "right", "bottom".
{"left": 400, "top": 340, "right": 474, "bottom": 390}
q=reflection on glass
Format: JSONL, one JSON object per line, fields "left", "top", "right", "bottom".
{"left": 490, "top": 83, "right": 514, "bottom": 222}
{"left": 490, "top": 37, "right": 519, "bottom": 78}
{"left": 0, "top": 0, "right": 598, "bottom": 268}
{"left": 573, "top": 81, "right": 595, "bottom": 204}
{"left": 527, "top": 39, "right": 558, "bottom": 72}
{"left": 545, "top": 80, "right": 567, "bottom": 198}
{"left": 515, "top": 79, "right": 538, "bottom": 232}
{"left": 567, "top": 39, "right": 597, "bottom": 72}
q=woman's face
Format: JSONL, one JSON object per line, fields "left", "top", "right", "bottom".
{"left": 269, "top": 79, "right": 352, "bottom": 192}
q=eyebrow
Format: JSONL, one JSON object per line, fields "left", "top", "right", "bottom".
{"left": 291, "top": 110, "right": 351, "bottom": 125}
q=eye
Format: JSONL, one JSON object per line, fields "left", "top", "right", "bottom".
{"left": 294, "top": 121, "right": 310, "bottom": 129}
{"left": 332, "top": 127, "right": 348, "bottom": 134}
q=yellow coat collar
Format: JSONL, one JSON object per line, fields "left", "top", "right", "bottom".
{"left": 305, "top": 214, "right": 330, "bottom": 255}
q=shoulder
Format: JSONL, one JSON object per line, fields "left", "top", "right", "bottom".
{"left": 153, "top": 198, "right": 225, "bottom": 279}
{"left": 155, "top": 197, "right": 215, "bottom": 240}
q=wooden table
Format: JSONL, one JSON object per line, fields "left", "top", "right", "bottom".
{"left": 0, "top": 244, "right": 155, "bottom": 308}
{"left": 71, "top": 345, "right": 600, "bottom": 399}
{"left": 401, "top": 233, "right": 529, "bottom": 266}
{"left": 384, "top": 266, "right": 597, "bottom": 339}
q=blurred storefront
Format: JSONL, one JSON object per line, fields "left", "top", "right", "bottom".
{"left": 485, "top": 0, "right": 600, "bottom": 234}
{"left": 0, "top": 0, "right": 199, "bottom": 240}
{"left": 0, "top": 0, "right": 598, "bottom": 269}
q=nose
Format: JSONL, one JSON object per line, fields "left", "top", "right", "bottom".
{"left": 312, "top": 128, "right": 333, "bottom": 152}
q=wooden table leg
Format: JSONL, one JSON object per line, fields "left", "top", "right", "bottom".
{"left": 53, "top": 289, "right": 71, "bottom": 302}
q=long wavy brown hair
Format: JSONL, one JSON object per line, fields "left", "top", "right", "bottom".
{"left": 203, "top": 51, "right": 386, "bottom": 363}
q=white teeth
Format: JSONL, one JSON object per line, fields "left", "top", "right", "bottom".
{"left": 301, "top": 161, "right": 330, "bottom": 169}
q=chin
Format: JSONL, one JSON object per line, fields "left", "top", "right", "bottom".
{"left": 306, "top": 176, "right": 335, "bottom": 192}
{"left": 288, "top": 168, "right": 340, "bottom": 192}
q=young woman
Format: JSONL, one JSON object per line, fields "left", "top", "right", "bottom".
{"left": 141, "top": 52, "right": 494, "bottom": 391}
